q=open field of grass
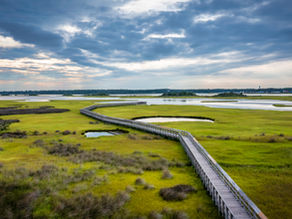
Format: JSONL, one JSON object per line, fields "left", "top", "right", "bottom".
{"left": 96, "top": 104, "right": 292, "bottom": 218}
{"left": 0, "top": 100, "right": 220, "bottom": 218}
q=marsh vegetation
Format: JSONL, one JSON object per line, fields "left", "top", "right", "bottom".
{"left": 96, "top": 103, "right": 292, "bottom": 218}
{"left": 1, "top": 98, "right": 291, "bottom": 218}
{"left": 0, "top": 100, "right": 220, "bottom": 218}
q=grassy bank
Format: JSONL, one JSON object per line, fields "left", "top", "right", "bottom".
{"left": 0, "top": 100, "right": 219, "bottom": 218}
{"left": 96, "top": 104, "right": 292, "bottom": 218}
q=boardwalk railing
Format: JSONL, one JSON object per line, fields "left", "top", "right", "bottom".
{"left": 80, "top": 102, "right": 267, "bottom": 219}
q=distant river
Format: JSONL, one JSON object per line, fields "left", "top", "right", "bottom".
{"left": 1, "top": 95, "right": 292, "bottom": 111}
{"left": 134, "top": 98, "right": 292, "bottom": 111}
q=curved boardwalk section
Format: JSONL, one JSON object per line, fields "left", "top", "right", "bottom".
{"left": 80, "top": 102, "right": 267, "bottom": 219}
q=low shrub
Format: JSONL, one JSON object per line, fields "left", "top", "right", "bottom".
{"left": 161, "top": 208, "right": 188, "bottom": 219}
{"left": 0, "top": 180, "right": 39, "bottom": 219}
{"left": 159, "top": 184, "right": 196, "bottom": 201}
{"left": 118, "top": 167, "right": 144, "bottom": 175}
{"left": 0, "top": 131, "right": 27, "bottom": 139}
{"left": 148, "top": 152, "right": 160, "bottom": 158}
{"left": 161, "top": 169, "right": 173, "bottom": 179}
{"left": 135, "top": 178, "right": 146, "bottom": 185}
{"left": 0, "top": 119, "right": 19, "bottom": 131}
{"left": 144, "top": 184, "right": 155, "bottom": 190}
{"left": 0, "top": 147, "right": 3, "bottom": 151}
{"left": 54, "top": 192, "right": 130, "bottom": 218}
{"left": 32, "top": 130, "right": 39, "bottom": 135}
{"left": 128, "top": 133, "right": 138, "bottom": 140}
{"left": 47, "top": 143, "right": 82, "bottom": 156}
{"left": 32, "top": 139, "right": 45, "bottom": 147}
{"left": 141, "top": 135, "right": 154, "bottom": 140}
{"left": 62, "top": 130, "right": 71, "bottom": 135}
{"left": 132, "top": 151, "right": 142, "bottom": 155}
{"left": 268, "top": 138, "right": 277, "bottom": 143}
{"left": 89, "top": 121, "right": 99, "bottom": 124}
{"left": 33, "top": 141, "right": 185, "bottom": 172}
{"left": 69, "top": 148, "right": 178, "bottom": 171}
{"left": 125, "top": 185, "right": 135, "bottom": 193}
{"left": 29, "top": 164, "right": 58, "bottom": 179}
{"left": 148, "top": 211, "right": 163, "bottom": 219}
{"left": 91, "top": 176, "right": 108, "bottom": 186}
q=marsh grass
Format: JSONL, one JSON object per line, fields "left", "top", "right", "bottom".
{"left": 128, "top": 133, "right": 162, "bottom": 140}
{"left": 32, "top": 140, "right": 185, "bottom": 171}
{"left": 0, "top": 164, "right": 112, "bottom": 218}
{"left": 0, "top": 100, "right": 236, "bottom": 218}
{"left": 54, "top": 191, "right": 130, "bottom": 218}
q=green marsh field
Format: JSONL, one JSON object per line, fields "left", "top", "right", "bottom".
{"left": 0, "top": 99, "right": 291, "bottom": 218}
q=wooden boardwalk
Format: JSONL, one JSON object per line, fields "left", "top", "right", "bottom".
{"left": 80, "top": 102, "right": 267, "bottom": 219}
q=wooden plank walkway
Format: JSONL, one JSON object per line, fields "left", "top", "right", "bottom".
{"left": 80, "top": 102, "right": 267, "bottom": 219}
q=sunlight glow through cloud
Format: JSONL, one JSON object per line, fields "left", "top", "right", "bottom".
{"left": 117, "top": 0, "right": 193, "bottom": 16}
{"left": 193, "top": 13, "right": 228, "bottom": 23}
{"left": 0, "top": 0, "right": 291, "bottom": 90}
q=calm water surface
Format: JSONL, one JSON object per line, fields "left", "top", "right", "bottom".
{"left": 1, "top": 95, "right": 292, "bottom": 111}
{"left": 84, "top": 132, "right": 114, "bottom": 138}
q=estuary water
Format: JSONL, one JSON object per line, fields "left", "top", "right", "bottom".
{"left": 134, "top": 98, "right": 292, "bottom": 111}
{"left": 1, "top": 95, "right": 292, "bottom": 111}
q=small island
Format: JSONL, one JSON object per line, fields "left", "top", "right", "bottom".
{"left": 161, "top": 91, "right": 197, "bottom": 97}
{"left": 212, "top": 92, "right": 246, "bottom": 97}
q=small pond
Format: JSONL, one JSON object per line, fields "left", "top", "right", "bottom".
{"left": 133, "top": 117, "right": 214, "bottom": 123}
{"left": 85, "top": 132, "right": 114, "bottom": 138}
{"left": 84, "top": 129, "right": 128, "bottom": 138}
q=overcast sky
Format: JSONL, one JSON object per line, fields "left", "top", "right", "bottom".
{"left": 0, "top": 0, "right": 291, "bottom": 90}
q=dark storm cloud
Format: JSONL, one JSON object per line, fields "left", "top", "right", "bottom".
{"left": 0, "top": 0, "right": 291, "bottom": 89}
{"left": 0, "top": 22, "right": 63, "bottom": 49}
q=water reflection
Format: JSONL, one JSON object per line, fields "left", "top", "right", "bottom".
{"left": 1, "top": 95, "right": 292, "bottom": 111}
{"left": 84, "top": 131, "right": 114, "bottom": 138}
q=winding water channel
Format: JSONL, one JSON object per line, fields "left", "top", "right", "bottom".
{"left": 1, "top": 95, "right": 292, "bottom": 111}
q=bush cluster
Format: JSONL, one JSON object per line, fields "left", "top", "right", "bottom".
{"left": 0, "top": 180, "right": 39, "bottom": 219}
{"left": 70, "top": 149, "right": 182, "bottom": 171}
{"left": 0, "top": 164, "right": 191, "bottom": 218}
{"left": 148, "top": 209, "right": 188, "bottom": 219}
{"left": 161, "top": 169, "right": 173, "bottom": 179}
{"left": 47, "top": 142, "right": 82, "bottom": 156}
{"left": 54, "top": 192, "right": 130, "bottom": 218}
{"left": 128, "top": 133, "right": 161, "bottom": 140}
{"left": 0, "top": 165, "right": 129, "bottom": 218}
{"left": 0, "top": 131, "right": 27, "bottom": 139}
{"left": 32, "top": 140, "right": 185, "bottom": 174}
{"left": 0, "top": 107, "right": 69, "bottom": 116}
{"left": 159, "top": 184, "right": 196, "bottom": 201}
{"left": 135, "top": 177, "right": 146, "bottom": 185}
{"left": 161, "top": 208, "right": 188, "bottom": 219}
{"left": 0, "top": 119, "right": 19, "bottom": 132}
